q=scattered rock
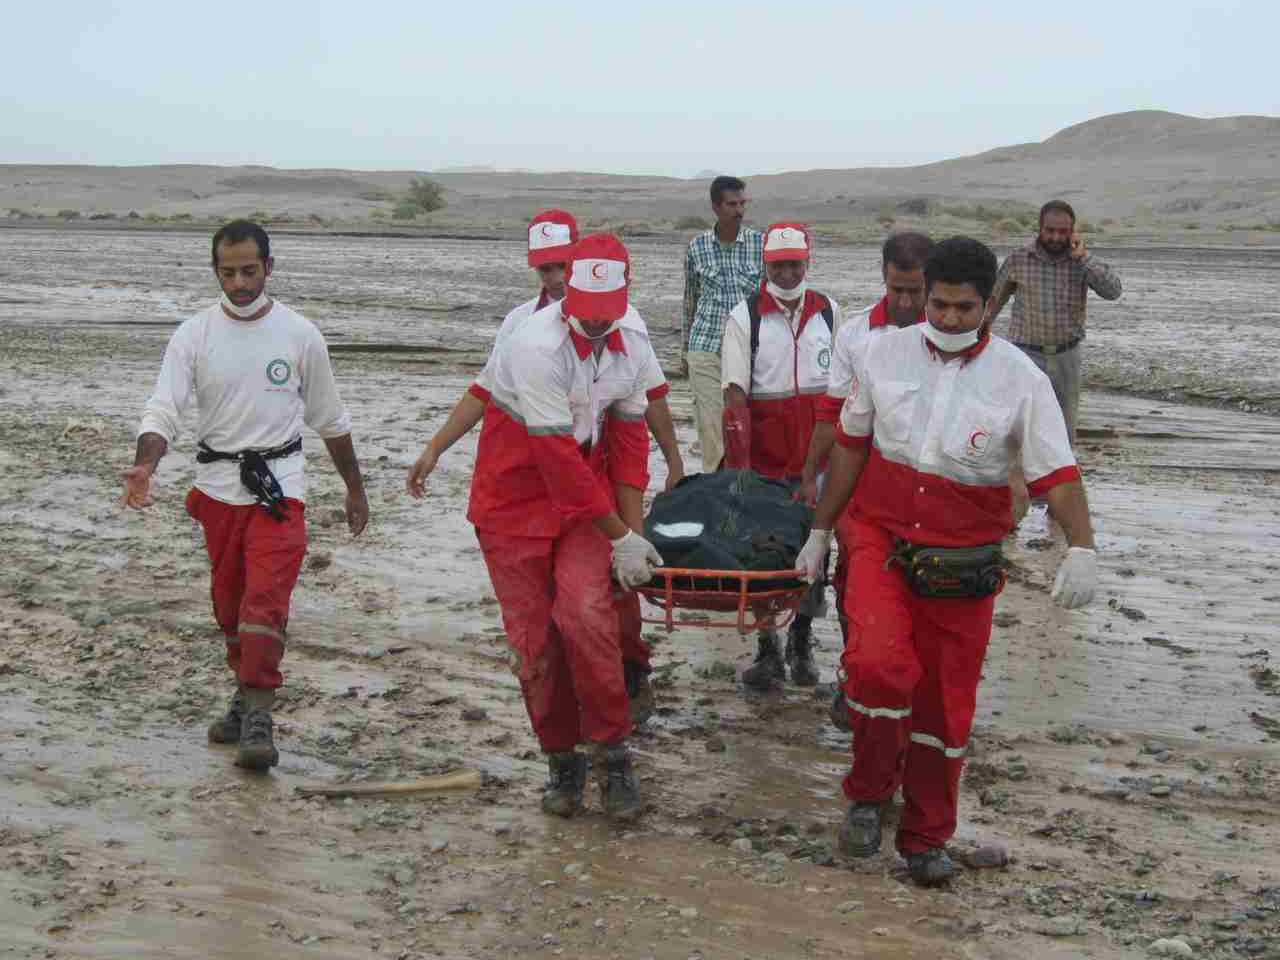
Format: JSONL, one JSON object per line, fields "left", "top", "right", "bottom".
{"left": 836, "top": 900, "right": 864, "bottom": 914}
{"left": 461, "top": 707, "right": 488, "bottom": 722}
{"left": 1150, "top": 939, "right": 1194, "bottom": 958}
{"left": 1029, "top": 916, "right": 1084, "bottom": 937}
{"left": 306, "top": 551, "right": 333, "bottom": 572}
{"left": 679, "top": 907, "right": 699, "bottom": 920}
{"left": 1149, "top": 785, "right": 1173, "bottom": 797}
{"left": 730, "top": 838, "right": 754, "bottom": 855}
{"left": 960, "top": 845, "right": 1009, "bottom": 869}
{"left": 704, "top": 737, "right": 727, "bottom": 753}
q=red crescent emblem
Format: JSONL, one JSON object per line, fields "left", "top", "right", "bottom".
{"left": 968, "top": 429, "right": 990, "bottom": 454}
{"left": 540, "top": 224, "right": 553, "bottom": 238}
{"left": 590, "top": 262, "right": 608, "bottom": 280}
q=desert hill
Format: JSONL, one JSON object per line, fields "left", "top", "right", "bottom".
{"left": 3, "top": 111, "right": 1278, "bottom": 238}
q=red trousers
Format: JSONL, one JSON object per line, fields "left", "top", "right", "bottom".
{"left": 186, "top": 488, "right": 307, "bottom": 691}
{"left": 477, "top": 522, "right": 632, "bottom": 753}
{"left": 839, "top": 520, "right": 994, "bottom": 855}
{"left": 832, "top": 508, "right": 858, "bottom": 643}
{"left": 615, "top": 588, "right": 650, "bottom": 672}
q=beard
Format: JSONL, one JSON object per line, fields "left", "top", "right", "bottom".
{"left": 1039, "top": 235, "right": 1069, "bottom": 256}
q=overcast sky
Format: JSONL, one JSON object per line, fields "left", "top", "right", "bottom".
{"left": 4, "top": 1, "right": 1277, "bottom": 177}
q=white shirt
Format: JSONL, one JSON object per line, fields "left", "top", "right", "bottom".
{"left": 139, "top": 300, "right": 351, "bottom": 505}
{"left": 720, "top": 292, "right": 841, "bottom": 399}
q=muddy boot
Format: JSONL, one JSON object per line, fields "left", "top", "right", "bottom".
{"left": 624, "top": 662, "right": 655, "bottom": 725}
{"left": 829, "top": 686, "right": 850, "bottom": 733}
{"left": 838, "top": 802, "right": 885, "bottom": 857}
{"left": 207, "top": 686, "right": 245, "bottom": 744}
{"left": 540, "top": 751, "right": 588, "bottom": 818}
{"left": 236, "top": 688, "right": 278, "bottom": 772}
{"left": 906, "top": 848, "right": 955, "bottom": 887}
{"left": 596, "top": 743, "right": 644, "bottom": 822}
{"left": 784, "top": 618, "right": 820, "bottom": 687}
{"left": 742, "top": 631, "right": 785, "bottom": 690}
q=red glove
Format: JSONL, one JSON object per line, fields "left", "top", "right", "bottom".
{"left": 722, "top": 407, "right": 752, "bottom": 470}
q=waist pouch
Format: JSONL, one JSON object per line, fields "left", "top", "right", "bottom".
{"left": 196, "top": 437, "right": 302, "bottom": 521}
{"left": 886, "top": 539, "right": 1006, "bottom": 600}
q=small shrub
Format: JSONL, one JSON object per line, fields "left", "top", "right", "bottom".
{"left": 391, "top": 200, "right": 419, "bottom": 220}
{"left": 126, "top": 210, "right": 141, "bottom": 219}
{"left": 171, "top": 213, "right": 193, "bottom": 221}
{"left": 404, "top": 177, "right": 445, "bottom": 215}
{"left": 1183, "top": 222, "right": 1200, "bottom": 230}
{"left": 57, "top": 209, "right": 81, "bottom": 220}
{"left": 369, "top": 209, "right": 387, "bottom": 220}
{"left": 674, "top": 215, "right": 710, "bottom": 231}
{"left": 897, "top": 197, "right": 931, "bottom": 216}
{"left": 89, "top": 212, "right": 117, "bottom": 220}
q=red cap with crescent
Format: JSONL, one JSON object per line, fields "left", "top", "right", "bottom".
{"left": 762, "top": 221, "right": 811, "bottom": 263}
{"left": 527, "top": 209, "right": 578, "bottom": 266}
{"left": 564, "top": 233, "right": 630, "bottom": 322}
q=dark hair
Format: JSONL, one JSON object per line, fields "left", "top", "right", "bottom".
{"left": 924, "top": 237, "right": 998, "bottom": 300}
{"left": 1038, "top": 200, "right": 1076, "bottom": 227}
{"left": 211, "top": 219, "right": 270, "bottom": 266}
{"left": 710, "top": 175, "right": 746, "bottom": 206}
{"left": 881, "top": 231, "right": 935, "bottom": 273}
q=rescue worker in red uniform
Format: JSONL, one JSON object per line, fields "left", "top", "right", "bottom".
{"left": 467, "top": 233, "right": 665, "bottom": 820}
{"left": 721, "top": 223, "right": 841, "bottom": 689}
{"left": 122, "top": 220, "right": 369, "bottom": 772}
{"left": 797, "top": 237, "right": 1099, "bottom": 885}
{"left": 406, "top": 210, "right": 681, "bottom": 722}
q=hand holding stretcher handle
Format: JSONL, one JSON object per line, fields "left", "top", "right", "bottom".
{"left": 796, "top": 528, "right": 833, "bottom": 584}
{"left": 610, "top": 530, "right": 664, "bottom": 590}
{"left": 721, "top": 407, "right": 752, "bottom": 471}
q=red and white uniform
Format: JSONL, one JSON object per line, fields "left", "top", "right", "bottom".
{"left": 470, "top": 235, "right": 657, "bottom": 751}
{"left": 139, "top": 300, "right": 351, "bottom": 690}
{"left": 835, "top": 324, "right": 1078, "bottom": 855}
{"left": 817, "top": 297, "right": 924, "bottom": 629}
{"left": 721, "top": 288, "right": 840, "bottom": 480}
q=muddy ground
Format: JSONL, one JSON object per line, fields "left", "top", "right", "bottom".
{"left": 1, "top": 230, "right": 1279, "bottom": 959}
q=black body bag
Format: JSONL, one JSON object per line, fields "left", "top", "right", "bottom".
{"left": 643, "top": 470, "right": 813, "bottom": 592}
{"left": 886, "top": 540, "right": 1006, "bottom": 600}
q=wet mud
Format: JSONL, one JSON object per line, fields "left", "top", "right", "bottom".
{"left": 1, "top": 230, "right": 1278, "bottom": 959}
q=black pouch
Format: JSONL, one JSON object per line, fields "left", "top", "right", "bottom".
{"left": 239, "top": 451, "right": 288, "bottom": 521}
{"left": 886, "top": 540, "right": 1006, "bottom": 599}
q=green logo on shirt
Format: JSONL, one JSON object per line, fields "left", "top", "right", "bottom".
{"left": 266, "top": 358, "right": 291, "bottom": 385}
{"left": 817, "top": 348, "right": 831, "bottom": 370}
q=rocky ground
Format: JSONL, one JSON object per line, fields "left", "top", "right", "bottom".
{"left": 2, "top": 233, "right": 1279, "bottom": 959}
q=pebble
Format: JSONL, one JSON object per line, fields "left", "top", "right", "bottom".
{"left": 461, "top": 707, "right": 488, "bottom": 722}
{"left": 961, "top": 844, "right": 1010, "bottom": 869}
{"left": 564, "top": 862, "right": 584, "bottom": 876}
{"left": 730, "top": 838, "right": 754, "bottom": 855}
{"left": 679, "top": 907, "right": 699, "bottom": 920}
{"left": 871, "top": 927, "right": 889, "bottom": 936}
{"left": 1150, "top": 785, "right": 1173, "bottom": 797}
{"left": 1150, "top": 939, "right": 1194, "bottom": 958}
{"left": 393, "top": 868, "right": 415, "bottom": 886}
{"left": 836, "top": 900, "right": 864, "bottom": 914}
{"left": 429, "top": 838, "right": 449, "bottom": 854}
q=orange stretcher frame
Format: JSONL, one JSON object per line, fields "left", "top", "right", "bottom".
{"left": 636, "top": 567, "right": 808, "bottom": 634}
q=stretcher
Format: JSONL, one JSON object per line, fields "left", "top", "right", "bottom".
{"left": 636, "top": 566, "right": 808, "bottom": 635}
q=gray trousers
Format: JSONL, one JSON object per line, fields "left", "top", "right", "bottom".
{"left": 1017, "top": 342, "right": 1081, "bottom": 444}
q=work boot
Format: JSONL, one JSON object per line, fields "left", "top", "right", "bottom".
{"left": 624, "top": 662, "right": 655, "bottom": 725}
{"left": 235, "top": 688, "right": 278, "bottom": 771}
{"left": 208, "top": 687, "right": 245, "bottom": 744}
{"left": 784, "top": 619, "right": 820, "bottom": 687}
{"left": 906, "top": 848, "right": 955, "bottom": 887}
{"left": 837, "top": 802, "right": 884, "bottom": 857}
{"left": 596, "top": 743, "right": 644, "bottom": 822}
{"left": 742, "top": 631, "right": 785, "bottom": 690}
{"left": 540, "top": 751, "right": 588, "bottom": 818}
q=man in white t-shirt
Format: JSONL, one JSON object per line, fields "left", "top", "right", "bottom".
{"left": 407, "top": 209, "right": 683, "bottom": 722}
{"left": 122, "top": 220, "right": 368, "bottom": 772}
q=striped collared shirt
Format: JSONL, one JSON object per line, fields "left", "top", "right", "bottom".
{"left": 683, "top": 226, "right": 764, "bottom": 354}
{"left": 989, "top": 240, "right": 1122, "bottom": 347}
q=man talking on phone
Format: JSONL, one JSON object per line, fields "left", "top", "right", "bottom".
{"left": 987, "top": 200, "right": 1121, "bottom": 444}
{"left": 987, "top": 200, "right": 1121, "bottom": 518}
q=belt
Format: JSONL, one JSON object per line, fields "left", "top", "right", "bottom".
{"left": 1014, "top": 337, "right": 1081, "bottom": 356}
{"left": 195, "top": 436, "right": 302, "bottom": 464}
{"left": 195, "top": 437, "right": 302, "bottom": 521}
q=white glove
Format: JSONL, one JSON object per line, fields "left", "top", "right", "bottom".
{"left": 610, "top": 530, "right": 664, "bottom": 590}
{"left": 796, "top": 528, "right": 834, "bottom": 584}
{"left": 1051, "top": 547, "right": 1097, "bottom": 609}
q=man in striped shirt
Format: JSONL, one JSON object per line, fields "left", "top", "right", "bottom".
{"left": 682, "top": 176, "right": 764, "bottom": 471}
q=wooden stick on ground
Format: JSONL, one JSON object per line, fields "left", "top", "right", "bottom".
{"left": 295, "top": 769, "right": 482, "bottom": 798}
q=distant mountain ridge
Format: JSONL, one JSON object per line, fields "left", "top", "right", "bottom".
{"left": 3, "top": 111, "right": 1278, "bottom": 232}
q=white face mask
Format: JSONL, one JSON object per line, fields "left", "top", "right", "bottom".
{"left": 920, "top": 319, "right": 981, "bottom": 352}
{"left": 566, "top": 314, "right": 619, "bottom": 342}
{"left": 221, "top": 291, "right": 271, "bottom": 318}
{"left": 766, "top": 278, "right": 807, "bottom": 306}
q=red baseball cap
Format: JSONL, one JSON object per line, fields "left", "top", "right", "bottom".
{"left": 762, "top": 222, "right": 811, "bottom": 262}
{"left": 527, "top": 209, "right": 578, "bottom": 267}
{"left": 563, "top": 233, "right": 630, "bottom": 323}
